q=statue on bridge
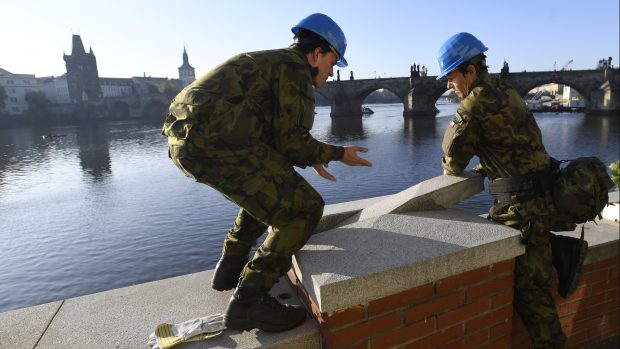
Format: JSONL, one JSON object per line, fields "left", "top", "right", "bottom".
{"left": 350, "top": 71, "right": 354, "bottom": 80}
{"left": 500, "top": 60, "right": 510, "bottom": 79}
{"left": 410, "top": 63, "right": 421, "bottom": 78}
{"left": 337, "top": 70, "right": 340, "bottom": 81}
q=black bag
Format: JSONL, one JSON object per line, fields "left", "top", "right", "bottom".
{"left": 552, "top": 157, "right": 615, "bottom": 224}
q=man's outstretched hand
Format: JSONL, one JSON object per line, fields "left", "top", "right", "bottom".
{"left": 312, "top": 146, "right": 372, "bottom": 182}
{"left": 341, "top": 146, "right": 372, "bottom": 167}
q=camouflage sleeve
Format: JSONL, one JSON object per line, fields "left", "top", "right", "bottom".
{"left": 441, "top": 106, "right": 480, "bottom": 174}
{"left": 273, "top": 64, "right": 344, "bottom": 168}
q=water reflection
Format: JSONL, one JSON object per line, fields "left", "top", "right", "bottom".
{"left": 403, "top": 116, "right": 439, "bottom": 144}
{"left": 76, "top": 125, "right": 112, "bottom": 182}
{"left": 329, "top": 117, "right": 365, "bottom": 141}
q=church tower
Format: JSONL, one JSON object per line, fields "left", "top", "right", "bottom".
{"left": 178, "top": 47, "right": 196, "bottom": 86}
{"left": 63, "top": 34, "right": 102, "bottom": 102}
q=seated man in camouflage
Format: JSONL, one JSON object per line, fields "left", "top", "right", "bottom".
{"left": 162, "top": 13, "right": 371, "bottom": 332}
{"left": 436, "top": 32, "right": 570, "bottom": 348}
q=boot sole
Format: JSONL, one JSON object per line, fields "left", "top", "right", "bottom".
{"left": 211, "top": 281, "right": 236, "bottom": 291}
{"left": 224, "top": 314, "right": 306, "bottom": 332}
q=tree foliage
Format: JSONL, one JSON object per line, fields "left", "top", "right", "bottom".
{"left": 25, "top": 91, "right": 52, "bottom": 115}
{"left": 0, "top": 85, "right": 7, "bottom": 110}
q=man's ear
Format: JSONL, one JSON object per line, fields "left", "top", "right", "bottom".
{"left": 306, "top": 47, "right": 322, "bottom": 66}
{"left": 466, "top": 64, "right": 477, "bottom": 78}
{"left": 314, "top": 47, "right": 324, "bottom": 59}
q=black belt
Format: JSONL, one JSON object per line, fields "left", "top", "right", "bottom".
{"left": 488, "top": 170, "right": 554, "bottom": 204}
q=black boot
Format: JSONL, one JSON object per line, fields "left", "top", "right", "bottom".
{"left": 551, "top": 232, "right": 588, "bottom": 298}
{"left": 224, "top": 286, "right": 307, "bottom": 332}
{"left": 211, "top": 253, "right": 249, "bottom": 291}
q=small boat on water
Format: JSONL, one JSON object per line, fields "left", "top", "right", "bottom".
{"left": 361, "top": 106, "right": 374, "bottom": 115}
{"left": 41, "top": 133, "right": 66, "bottom": 140}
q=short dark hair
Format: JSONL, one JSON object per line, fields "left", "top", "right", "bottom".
{"left": 456, "top": 53, "right": 488, "bottom": 74}
{"left": 292, "top": 28, "right": 334, "bottom": 57}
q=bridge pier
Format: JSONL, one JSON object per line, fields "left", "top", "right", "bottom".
{"left": 330, "top": 96, "right": 364, "bottom": 118}
{"left": 404, "top": 92, "right": 439, "bottom": 117}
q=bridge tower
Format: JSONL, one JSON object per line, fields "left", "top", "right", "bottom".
{"left": 63, "top": 35, "right": 102, "bottom": 102}
{"left": 178, "top": 47, "right": 195, "bottom": 87}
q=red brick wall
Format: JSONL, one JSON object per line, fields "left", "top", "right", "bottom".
{"left": 289, "top": 255, "right": 619, "bottom": 348}
{"left": 511, "top": 256, "right": 619, "bottom": 349}
{"left": 290, "top": 259, "right": 516, "bottom": 348}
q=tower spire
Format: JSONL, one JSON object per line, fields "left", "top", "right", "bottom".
{"left": 71, "top": 34, "right": 86, "bottom": 55}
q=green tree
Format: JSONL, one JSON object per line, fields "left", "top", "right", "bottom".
{"left": 611, "top": 160, "right": 620, "bottom": 191}
{"left": 25, "top": 91, "right": 52, "bottom": 115}
{"left": 0, "top": 85, "right": 7, "bottom": 110}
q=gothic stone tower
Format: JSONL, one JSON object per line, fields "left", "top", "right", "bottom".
{"left": 63, "top": 35, "right": 102, "bottom": 102}
{"left": 178, "top": 47, "right": 195, "bottom": 87}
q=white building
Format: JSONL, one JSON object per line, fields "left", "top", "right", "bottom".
{"left": 0, "top": 68, "right": 73, "bottom": 114}
{"left": 0, "top": 68, "right": 39, "bottom": 114}
{"left": 100, "top": 77, "right": 134, "bottom": 98}
{"left": 38, "top": 75, "right": 71, "bottom": 104}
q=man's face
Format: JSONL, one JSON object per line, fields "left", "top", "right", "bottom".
{"left": 446, "top": 67, "right": 476, "bottom": 98}
{"left": 310, "top": 49, "right": 337, "bottom": 88}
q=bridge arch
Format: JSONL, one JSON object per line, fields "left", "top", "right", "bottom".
{"left": 107, "top": 101, "right": 131, "bottom": 119}
{"left": 141, "top": 98, "right": 168, "bottom": 119}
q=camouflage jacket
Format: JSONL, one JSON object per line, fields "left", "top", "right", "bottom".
{"left": 442, "top": 70, "right": 550, "bottom": 179}
{"left": 163, "top": 47, "right": 344, "bottom": 168}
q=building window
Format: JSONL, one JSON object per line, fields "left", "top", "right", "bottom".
{"left": 7, "top": 79, "right": 14, "bottom": 84}
{"left": 10, "top": 97, "right": 17, "bottom": 102}
{"left": 11, "top": 107, "right": 19, "bottom": 112}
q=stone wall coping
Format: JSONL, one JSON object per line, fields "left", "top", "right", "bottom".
{"left": 294, "top": 208, "right": 525, "bottom": 314}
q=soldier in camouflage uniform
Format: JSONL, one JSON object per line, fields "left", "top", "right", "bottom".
{"left": 437, "top": 33, "right": 566, "bottom": 348}
{"left": 162, "top": 13, "right": 371, "bottom": 332}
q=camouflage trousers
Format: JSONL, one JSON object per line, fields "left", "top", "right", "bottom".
{"left": 490, "top": 198, "right": 567, "bottom": 349}
{"left": 168, "top": 139, "right": 324, "bottom": 290}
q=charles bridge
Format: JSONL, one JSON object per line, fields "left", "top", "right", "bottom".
{"left": 316, "top": 68, "right": 620, "bottom": 117}
{"left": 47, "top": 68, "right": 619, "bottom": 120}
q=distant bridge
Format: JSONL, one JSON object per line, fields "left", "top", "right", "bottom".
{"left": 316, "top": 68, "right": 620, "bottom": 117}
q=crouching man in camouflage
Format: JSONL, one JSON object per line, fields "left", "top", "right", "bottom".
{"left": 436, "top": 32, "right": 568, "bottom": 348}
{"left": 162, "top": 13, "right": 371, "bottom": 332}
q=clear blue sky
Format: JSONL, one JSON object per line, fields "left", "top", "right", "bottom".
{"left": 2, "top": 0, "right": 619, "bottom": 80}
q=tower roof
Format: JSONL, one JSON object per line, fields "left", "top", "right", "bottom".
{"left": 179, "top": 47, "right": 194, "bottom": 69}
{"left": 72, "top": 34, "right": 86, "bottom": 55}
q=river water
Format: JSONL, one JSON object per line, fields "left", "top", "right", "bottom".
{"left": 0, "top": 103, "right": 618, "bottom": 313}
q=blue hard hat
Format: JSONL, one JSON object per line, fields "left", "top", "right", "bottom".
{"left": 436, "top": 32, "right": 488, "bottom": 80}
{"left": 292, "top": 13, "right": 348, "bottom": 67}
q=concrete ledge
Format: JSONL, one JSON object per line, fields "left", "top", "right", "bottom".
{"left": 0, "top": 270, "right": 319, "bottom": 349}
{"left": 340, "top": 172, "right": 484, "bottom": 226}
{"left": 601, "top": 191, "right": 619, "bottom": 222}
{"left": 294, "top": 208, "right": 524, "bottom": 313}
{"left": 314, "top": 194, "right": 391, "bottom": 234}
{"left": 0, "top": 301, "right": 62, "bottom": 349}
